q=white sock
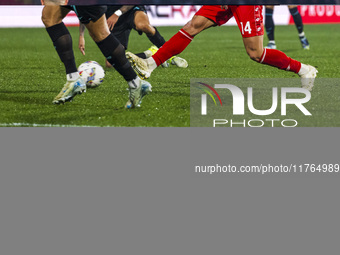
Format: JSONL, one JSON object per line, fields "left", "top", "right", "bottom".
{"left": 67, "top": 72, "right": 79, "bottom": 81}
{"left": 144, "top": 50, "right": 153, "bottom": 58}
{"left": 299, "top": 32, "right": 305, "bottom": 38}
{"left": 298, "top": 63, "right": 309, "bottom": 76}
{"left": 146, "top": 57, "right": 157, "bottom": 71}
{"left": 269, "top": 40, "right": 276, "bottom": 44}
{"left": 128, "top": 76, "right": 140, "bottom": 89}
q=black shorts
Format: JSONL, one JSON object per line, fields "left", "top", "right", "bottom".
{"left": 106, "top": 5, "right": 147, "bottom": 49}
{"left": 64, "top": 5, "right": 107, "bottom": 24}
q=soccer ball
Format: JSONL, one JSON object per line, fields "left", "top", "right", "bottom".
{"left": 78, "top": 61, "right": 105, "bottom": 88}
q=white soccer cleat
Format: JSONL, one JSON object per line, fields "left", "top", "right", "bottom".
{"left": 299, "top": 65, "right": 318, "bottom": 91}
{"left": 137, "top": 81, "right": 153, "bottom": 107}
{"left": 125, "top": 79, "right": 152, "bottom": 109}
{"left": 53, "top": 77, "right": 86, "bottom": 104}
{"left": 170, "top": 56, "right": 188, "bottom": 68}
{"left": 126, "top": 51, "right": 151, "bottom": 79}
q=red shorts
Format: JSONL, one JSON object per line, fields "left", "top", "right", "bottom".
{"left": 195, "top": 5, "right": 264, "bottom": 38}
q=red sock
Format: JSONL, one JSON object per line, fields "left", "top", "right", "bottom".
{"left": 152, "top": 29, "right": 194, "bottom": 66}
{"left": 259, "top": 48, "right": 301, "bottom": 73}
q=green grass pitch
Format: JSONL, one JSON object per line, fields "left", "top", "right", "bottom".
{"left": 0, "top": 24, "right": 339, "bottom": 127}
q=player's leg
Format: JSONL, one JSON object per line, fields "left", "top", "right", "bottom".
{"left": 242, "top": 35, "right": 265, "bottom": 62}
{"left": 245, "top": 36, "right": 317, "bottom": 91}
{"left": 104, "top": 7, "right": 132, "bottom": 68}
{"left": 233, "top": 5, "right": 317, "bottom": 91}
{"left": 42, "top": 6, "right": 76, "bottom": 77}
{"left": 126, "top": 9, "right": 163, "bottom": 60}
{"left": 127, "top": 10, "right": 216, "bottom": 78}
{"left": 132, "top": 8, "right": 188, "bottom": 68}
{"left": 132, "top": 9, "right": 169, "bottom": 66}
{"left": 126, "top": 5, "right": 233, "bottom": 78}
{"left": 149, "top": 14, "right": 214, "bottom": 67}
{"left": 42, "top": 5, "right": 86, "bottom": 104}
{"left": 126, "top": 15, "right": 211, "bottom": 78}
{"left": 105, "top": 29, "right": 131, "bottom": 68}
{"left": 264, "top": 5, "right": 276, "bottom": 49}
{"left": 288, "top": 5, "right": 310, "bottom": 49}
{"left": 85, "top": 15, "right": 135, "bottom": 82}
{"left": 243, "top": 35, "right": 302, "bottom": 72}
{"left": 134, "top": 10, "right": 166, "bottom": 49}
{"left": 150, "top": 5, "right": 232, "bottom": 67}
{"left": 85, "top": 13, "right": 151, "bottom": 108}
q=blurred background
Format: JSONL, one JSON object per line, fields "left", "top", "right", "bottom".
{"left": 1, "top": 5, "right": 340, "bottom": 27}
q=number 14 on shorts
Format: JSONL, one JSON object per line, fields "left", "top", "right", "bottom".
{"left": 240, "top": 21, "right": 252, "bottom": 35}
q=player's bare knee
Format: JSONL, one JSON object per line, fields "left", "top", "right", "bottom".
{"left": 86, "top": 16, "right": 110, "bottom": 42}
{"left": 247, "top": 49, "right": 262, "bottom": 62}
{"left": 87, "top": 27, "right": 109, "bottom": 42}
{"left": 136, "top": 23, "right": 154, "bottom": 35}
{"left": 41, "top": 7, "right": 63, "bottom": 27}
{"left": 183, "top": 20, "right": 203, "bottom": 36}
{"left": 41, "top": 10, "right": 51, "bottom": 26}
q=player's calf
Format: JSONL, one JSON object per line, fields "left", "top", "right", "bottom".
{"left": 258, "top": 48, "right": 318, "bottom": 91}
